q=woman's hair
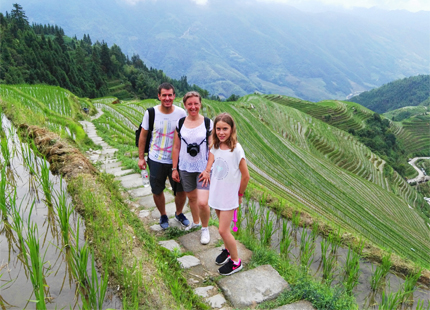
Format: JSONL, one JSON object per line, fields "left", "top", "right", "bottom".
{"left": 210, "top": 113, "right": 237, "bottom": 152}
{"left": 182, "top": 91, "right": 201, "bottom": 106}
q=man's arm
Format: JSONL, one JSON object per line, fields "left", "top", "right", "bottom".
{"left": 138, "top": 127, "right": 148, "bottom": 170}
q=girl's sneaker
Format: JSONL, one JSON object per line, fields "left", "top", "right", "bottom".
{"left": 215, "top": 248, "right": 230, "bottom": 265}
{"left": 218, "top": 259, "right": 242, "bottom": 276}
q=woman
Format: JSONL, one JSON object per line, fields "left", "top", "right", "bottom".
{"left": 172, "top": 91, "right": 213, "bottom": 244}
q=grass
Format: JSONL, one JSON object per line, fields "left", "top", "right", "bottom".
{"left": 38, "top": 157, "right": 53, "bottom": 206}
{"left": 54, "top": 182, "right": 73, "bottom": 248}
{"left": 321, "top": 237, "right": 337, "bottom": 285}
{"left": 370, "top": 252, "right": 392, "bottom": 291}
{"left": 0, "top": 167, "right": 7, "bottom": 220}
{"left": 343, "top": 245, "right": 362, "bottom": 295}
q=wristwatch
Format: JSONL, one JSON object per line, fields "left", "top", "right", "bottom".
{"left": 172, "top": 167, "right": 177, "bottom": 171}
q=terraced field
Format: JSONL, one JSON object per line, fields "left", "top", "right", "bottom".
{"left": 2, "top": 86, "right": 429, "bottom": 268}
{"left": 0, "top": 84, "right": 93, "bottom": 145}
{"left": 390, "top": 114, "right": 430, "bottom": 157}
{"left": 91, "top": 95, "right": 430, "bottom": 267}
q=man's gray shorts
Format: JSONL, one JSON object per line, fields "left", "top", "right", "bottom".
{"left": 179, "top": 170, "right": 210, "bottom": 193}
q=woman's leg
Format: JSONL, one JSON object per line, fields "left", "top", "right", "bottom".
{"left": 218, "top": 210, "right": 239, "bottom": 261}
{"left": 197, "top": 189, "right": 210, "bottom": 227}
{"left": 186, "top": 189, "right": 200, "bottom": 224}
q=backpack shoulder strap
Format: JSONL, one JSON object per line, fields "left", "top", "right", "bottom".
{"left": 148, "top": 107, "right": 155, "bottom": 132}
{"left": 204, "top": 117, "right": 211, "bottom": 140}
{"left": 177, "top": 117, "right": 186, "bottom": 139}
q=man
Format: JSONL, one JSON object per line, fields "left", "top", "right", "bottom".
{"left": 138, "top": 83, "right": 189, "bottom": 229}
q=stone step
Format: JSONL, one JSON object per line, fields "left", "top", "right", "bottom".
{"left": 217, "top": 264, "right": 290, "bottom": 308}
{"left": 105, "top": 167, "right": 134, "bottom": 177}
{"left": 128, "top": 186, "right": 152, "bottom": 198}
{"left": 115, "top": 173, "right": 143, "bottom": 189}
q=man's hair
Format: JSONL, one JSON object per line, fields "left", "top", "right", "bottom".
{"left": 210, "top": 112, "right": 237, "bottom": 152}
{"left": 183, "top": 91, "right": 201, "bottom": 105}
{"left": 158, "top": 83, "right": 176, "bottom": 95}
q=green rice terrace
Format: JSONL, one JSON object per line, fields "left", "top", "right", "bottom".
{"left": 1, "top": 84, "right": 430, "bottom": 308}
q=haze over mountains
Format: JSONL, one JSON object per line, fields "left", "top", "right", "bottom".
{"left": 1, "top": 0, "right": 428, "bottom": 101}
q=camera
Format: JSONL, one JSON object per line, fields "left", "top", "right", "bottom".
{"left": 187, "top": 143, "right": 200, "bottom": 157}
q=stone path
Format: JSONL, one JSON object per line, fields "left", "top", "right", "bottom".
{"left": 79, "top": 110, "right": 315, "bottom": 309}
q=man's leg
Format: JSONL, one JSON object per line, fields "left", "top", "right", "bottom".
{"left": 175, "top": 190, "right": 186, "bottom": 215}
{"left": 153, "top": 192, "right": 166, "bottom": 215}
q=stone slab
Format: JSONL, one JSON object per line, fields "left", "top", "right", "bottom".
{"left": 128, "top": 186, "right": 152, "bottom": 198}
{"left": 273, "top": 301, "right": 316, "bottom": 310}
{"left": 158, "top": 240, "right": 182, "bottom": 253}
{"left": 138, "top": 210, "right": 150, "bottom": 218}
{"left": 151, "top": 202, "right": 189, "bottom": 219}
{"left": 177, "top": 226, "right": 222, "bottom": 253}
{"left": 218, "top": 265, "right": 290, "bottom": 308}
{"left": 101, "top": 161, "right": 122, "bottom": 170}
{"left": 186, "top": 264, "right": 212, "bottom": 286}
{"left": 106, "top": 167, "right": 134, "bottom": 177}
{"left": 194, "top": 286, "right": 215, "bottom": 298}
{"left": 116, "top": 174, "right": 142, "bottom": 188}
{"left": 195, "top": 243, "right": 253, "bottom": 275}
{"left": 177, "top": 255, "right": 201, "bottom": 269}
{"left": 207, "top": 294, "right": 227, "bottom": 308}
{"left": 139, "top": 195, "right": 157, "bottom": 209}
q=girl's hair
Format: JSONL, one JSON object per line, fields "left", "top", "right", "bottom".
{"left": 210, "top": 113, "right": 237, "bottom": 152}
{"left": 183, "top": 91, "right": 201, "bottom": 105}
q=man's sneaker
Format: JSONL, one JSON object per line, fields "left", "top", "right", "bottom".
{"left": 200, "top": 227, "right": 210, "bottom": 245}
{"left": 185, "top": 222, "right": 201, "bottom": 231}
{"left": 175, "top": 212, "right": 190, "bottom": 227}
{"left": 218, "top": 258, "right": 243, "bottom": 276}
{"left": 159, "top": 215, "right": 169, "bottom": 230}
{"left": 215, "top": 248, "right": 230, "bottom": 265}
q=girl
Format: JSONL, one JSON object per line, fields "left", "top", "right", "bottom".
{"left": 200, "top": 112, "right": 250, "bottom": 276}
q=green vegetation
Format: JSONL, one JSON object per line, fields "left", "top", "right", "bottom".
{"left": 89, "top": 93, "right": 430, "bottom": 270}
{"left": 349, "top": 75, "right": 430, "bottom": 113}
{"left": 0, "top": 4, "right": 208, "bottom": 99}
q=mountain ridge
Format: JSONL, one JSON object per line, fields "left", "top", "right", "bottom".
{"left": 1, "top": 0, "right": 428, "bottom": 101}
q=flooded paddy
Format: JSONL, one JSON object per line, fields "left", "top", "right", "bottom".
{"left": 238, "top": 200, "right": 430, "bottom": 309}
{"left": 0, "top": 115, "right": 121, "bottom": 309}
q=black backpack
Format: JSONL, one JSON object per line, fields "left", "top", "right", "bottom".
{"left": 177, "top": 116, "right": 211, "bottom": 153}
{"left": 135, "top": 107, "right": 155, "bottom": 153}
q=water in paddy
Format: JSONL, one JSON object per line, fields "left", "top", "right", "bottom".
{"left": 238, "top": 201, "right": 429, "bottom": 309}
{"left": 0, "top": 115, "right": 121, "bottom": 309}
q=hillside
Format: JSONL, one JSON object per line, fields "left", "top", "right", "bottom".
{"left": 349, "top": 75, "right": 430, "bottom": 113}
{"left": 82, "top": 91, "right": 430, "bottom": 268}
{"left": 2, "top": 84, "right": 430, "bottom": 308}
{"left": 0, "top": 0, "right": 428, "bottom": 101}
{"left": 0, "top": 5, "right": 208, "bottom": 100}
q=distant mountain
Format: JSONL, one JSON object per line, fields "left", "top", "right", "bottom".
{"left": 1, "top": 0, "right": 428, "bottom": 101}
{"left": 349, "top": 75, "right": 430, "bottom": 113}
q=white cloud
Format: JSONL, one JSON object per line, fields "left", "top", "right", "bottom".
{"left": 191, "top": 0, "right": 209, "bottom": 4}
{"left": 255, "top": 0, "right": 430, "bottom": 11}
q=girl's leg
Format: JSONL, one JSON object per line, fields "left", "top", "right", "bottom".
{"left": 197, "top": 189, "right": 210, "bottom": 227}
{"left": 218, "top": 210, "right": 239, "bottom": 261}
{"left": 186, "top": 189, "right": 199, "bottom": 224}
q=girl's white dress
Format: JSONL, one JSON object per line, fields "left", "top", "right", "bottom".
{"left": 208, "top": 143, "right": 246, "bottom": 211}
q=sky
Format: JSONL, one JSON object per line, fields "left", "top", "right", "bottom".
{"left": 187, "top": 0, "right": 430, "bottom": 11}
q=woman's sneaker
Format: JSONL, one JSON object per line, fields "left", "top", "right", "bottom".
{"left": 200, "top": 227, "right": 210, "bottom": 244}
{"left": 218, "top": 258, "right": 242, "bottom": 276}
{"left": 185, "top": 222, "right": 201, "bottom": 231}
{"left": 215, "top": 248, "right": 230, "bottom": 265}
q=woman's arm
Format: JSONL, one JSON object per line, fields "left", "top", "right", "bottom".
{"left": 238, "top": 158, "right": 250, "bottom": 205}
{"left": 199, "top": 152, "right": 214, "bottom": 187}
{"left": 172, "top": 130, "right": 181, "bottom": 182}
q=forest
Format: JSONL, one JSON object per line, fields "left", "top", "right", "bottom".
{"left": 0, "top": 4, "right": 209, "bottom": 99}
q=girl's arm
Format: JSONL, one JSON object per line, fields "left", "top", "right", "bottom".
{"left": 238, "top": 158, "right": 250, "bottom": 205}
{"left": 172, "top": 130, "right": 181, "bottom": 182}
{"left": 199, "top": 152, "right": 214, "bottom": 187}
